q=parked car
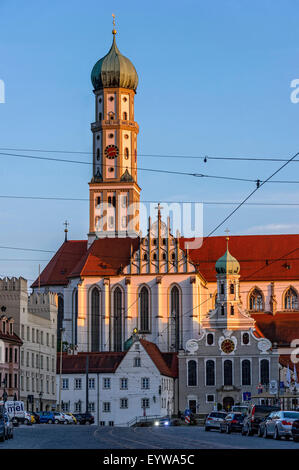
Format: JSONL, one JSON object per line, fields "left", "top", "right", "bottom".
{"left": 39, "top": 411, "right": 57, "bottom": 424}
{"left": 73, "top": 413, "right": 95, "bottom": 425}
{"left": 257, "top": 414, "right": 272, "bottom": 437}
{"left": 0, "top": 415, "right": 5, "bottom": 442}
{"left": 31, "top": 412, "right": 40, "bottom": 424}
{"left": 24, "top": 411, "right": 35, "bottom": 425}
{"left": 62, "top": 413, "right": 74, "bottom": 424}
{"left": 53, "top": 412, "right": 66, "bottom": 424}
{"left": 205, "top": 412, "right": 227, "bottom": 431}
{"left": 291, "top": 419, "right": 299, "bottom": 442}
{"left": 263, "top": 410, "right": 299, "bottom": 440}
{"left": 64, "top": 412, "right": 77, "bottom": 424}
{"left": 4, "top": 413, "right": 13, "bottom": 439}
{"left": 231, "top": 405, "right": 249, "bottom": 415}
{"left": 220, "top": 412, "right": 245, "bottom": 434}
{"left": 242, "top": 405, "right": 280, "bottom": 436}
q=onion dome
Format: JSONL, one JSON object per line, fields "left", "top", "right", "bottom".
{"left": 215, "top": 237, "right": 240, "bottom": 274}
{"left": 91, "top": 30, "right": 138, "bottom": 92}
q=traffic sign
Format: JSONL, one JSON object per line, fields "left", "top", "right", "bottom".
{"left": 269, "top": 380, "right": 278, "bottom": 394}
{"left": 243, "top": 392, "right": 251, "bottom": 401}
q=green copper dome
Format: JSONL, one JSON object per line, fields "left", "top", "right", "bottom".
{"left": 91, "top": 32, "right": 138, "bottom": 92}
{"left": 215, "top": 239, "right": 240, "bottom": 274}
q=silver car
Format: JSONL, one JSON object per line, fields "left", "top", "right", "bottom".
{"left": 205, "top": 412, "right": 227, "bottom": 431}
{"left": 4, "top": 413, "right": 13, "bottom": 440}
{"left": 264, "top": 410, "right": 299, "bottom": 440}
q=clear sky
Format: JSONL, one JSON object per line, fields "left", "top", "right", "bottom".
{"left": 0, "top": 0, "right": 299, "bottom": 284}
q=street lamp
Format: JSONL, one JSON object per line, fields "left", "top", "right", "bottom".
{"left": 39, "top": 391, "right": 43, "bottom": 411}
{"left": 58, "top": 327, "right": 65, "bottom": 412}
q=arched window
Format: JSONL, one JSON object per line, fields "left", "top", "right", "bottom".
{"left": 140, "top": 286, "right": 150, "bottom": 333}
{"left": 113, "top": 287, "right": 123, "bottom": 352}
{"left": 123, "top": 111, "right": 128, "bottom": 120}
{"left": 207, "top": 333, "right": 214, "bottom": 345}
{"left": 230, "top": 306, "right": 234, "bottom": 315}
{"left": 230, "top": 284, "right": 234, "bottom": 294}
{"left": 284, "top": 287, "right": 298, "bottom": 310}
{"left": 249, "top": 288, "right": 264, "bottom": 311}
{"left": 221, "top": 305, "right": 225, "bottom": 315}
{"left": 220, "top": 283, "right": 224, "bottom": 295}
{"left": 57, "top": 296, "right": 64, "bottom": 346}
{"left": 72, "top": 289, "right": 78, "bottom": 346}
{"left": 170, "top": 286, "right": 180, "bottom": 350}
{"left": 91, "top": 287, "right": 100, "bottom": 351}
{"left": 206, "top": 360, "right": 215, "bottom": 386}
{"left": 124, "top": 148, "right": 129, "bottom": 160}
{"left": 242, "top": 360, "right": 251, "bottom": 385}
{"left": 188, "top": 360, "right": 197, "bottom": 386}
{"left": 242, "top": 332, "right": 250, "bottom": 345}
{"left": 224, "top": 360, "right": 233, "bottom": 386}
{"left": 260, "top": 359, "right": 269, "bottom": 385}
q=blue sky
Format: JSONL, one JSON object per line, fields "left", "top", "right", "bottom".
{"left": 1, "top": 0, "right": 299, "bottom": 284}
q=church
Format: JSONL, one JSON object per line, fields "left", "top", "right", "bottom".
{"left": 31, "top": 28, "right": 299, "bottom": 410}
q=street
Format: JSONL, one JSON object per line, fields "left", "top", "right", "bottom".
{"left": 2, "top": 424, "right": 299, "bottom": 449}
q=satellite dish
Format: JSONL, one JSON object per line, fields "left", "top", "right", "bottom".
{"left": 186, "top": 339, "right": 199, "bottom": 353}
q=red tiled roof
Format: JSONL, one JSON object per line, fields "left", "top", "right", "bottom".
{"left": 279, "top": 355, "right": 299, "bottom": 377}
{"left": 57, "top": 340, "right": 178, "bottom": 378}
{"left": 253, "top": 312, "right": 299, "bottom": 346}
{"left": 34, "top": 233, "right": 299, "bottom": 288}
{"left": 31, "top": 241, "right": 87, "bottom": 288}
{"left": 68, "top": 237, "right": 140, "bottom": 278}
{"left": 140, "top": 339, "right": 178, "bottom": 377}
{"left": 57, "top": 352, "right": 125, "bottom": 374}
{"left": 0, "top": 331, "right": 22, "bottom": 346}
{"left": 181, "top": 234, "right": 299, "bottom": 282}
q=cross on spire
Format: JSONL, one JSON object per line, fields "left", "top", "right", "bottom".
{"left": 225, "top": 228, "right": 230, "bottom": 249}
{"left": 155, "top": 202, "right": 163, "bottom": 220}
{"left": 64, "top": 220, "right": 69, "bottom": 242}
{"left": 112, "top": 13, "right": 117, "bottom": 35}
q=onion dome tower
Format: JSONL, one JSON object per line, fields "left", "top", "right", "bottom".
{"left": 215, "top": 236, "right": 241, "bottom": 318}
{"left": 88, "top": 24, "right": 140, "bottom": 245}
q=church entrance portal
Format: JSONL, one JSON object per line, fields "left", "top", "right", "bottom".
{"left": 223, "top": 396, "right": 234, "bottom": 411}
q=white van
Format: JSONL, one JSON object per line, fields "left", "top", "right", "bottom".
{"left": 0, "top": 401, "right": 26, "bottom": 422}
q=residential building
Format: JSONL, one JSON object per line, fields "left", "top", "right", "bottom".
{"left": 57, "top": 338, "right": 177, "bottom": 425}
{"left": 0, "top": 313, "right": 22, "bottom": 400}
{"left": 0, "top": 277, "right": 57, "bottom": 410}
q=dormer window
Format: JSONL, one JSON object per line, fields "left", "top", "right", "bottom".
{"left": 9, "top": 323, "right": 13, "bottom": 335}
{"left": 2, "top": 321, "right": 6, "bottom": 334}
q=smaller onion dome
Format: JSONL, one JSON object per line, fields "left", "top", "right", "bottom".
{"left": 215, "top": 237, "right": 240, "bottom": 274}
{"left": 91, "top": 31, "right": 138, "bottom": 92}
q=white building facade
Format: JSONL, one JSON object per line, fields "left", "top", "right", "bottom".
{"left": 57, "top": 338, "right": 177, "bottom": 426}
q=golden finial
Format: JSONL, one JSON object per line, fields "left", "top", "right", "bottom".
{"left": 225, "top": 228, "right": 230, "bottom": 249}
{"left": 112, "top": 13, "right": 117, "bottom": 35}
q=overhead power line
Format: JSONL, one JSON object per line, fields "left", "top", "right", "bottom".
{"left": 1, "top": 146, "right": 299, "bottom": 163}
{"left": 2, "top": 151, "right": 299, "bottom": 184}
{"left": 1, "top": 194, "right": 299, "bottom": 206}
{"left": 206, "top": 150, "right": 299, "bottom": 238}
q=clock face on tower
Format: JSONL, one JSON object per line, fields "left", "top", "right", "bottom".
{"left": 221, "top": 339, "right": 235, "bottom": 354}
{"left": 105, "top": 144, "right": 119, "bottom": 159}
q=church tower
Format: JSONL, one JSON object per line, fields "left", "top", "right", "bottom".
{"left": 88, "top": 26, "right": 140, "bottom": 245}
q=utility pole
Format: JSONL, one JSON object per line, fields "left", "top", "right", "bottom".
{"left": 85, "top": 354, "right": 89, "bottom": 414}
{"left": 58, "top": 328, "right": 65, "bottom": 412}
